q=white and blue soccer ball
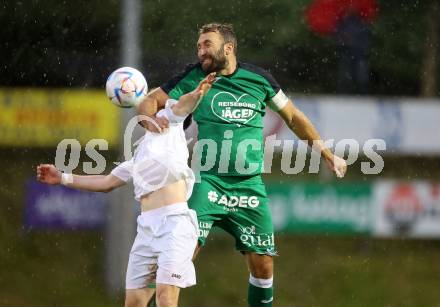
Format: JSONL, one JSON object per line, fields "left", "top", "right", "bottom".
{"left": 106, "top": 67, "right": 148, "bottom": 108}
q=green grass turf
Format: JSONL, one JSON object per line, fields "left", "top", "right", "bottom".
{"left": 2, "top": 227, "right": 440, "bottom": 307}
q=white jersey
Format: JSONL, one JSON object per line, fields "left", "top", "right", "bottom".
{"left": 111, "top": 100, "right": 195, "bottom": 201}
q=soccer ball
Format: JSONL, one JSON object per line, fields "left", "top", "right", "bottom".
{"left": 106, "top": 67, "right": 148, "bottom": 108}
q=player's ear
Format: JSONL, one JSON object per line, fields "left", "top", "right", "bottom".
{"left": 224, "top": 42, "right": 234, "bottom": 55}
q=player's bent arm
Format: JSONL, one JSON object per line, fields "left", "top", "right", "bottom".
{"left": 277, "top": 100, "right": 332, "bottom": 159}
{"left": 277, "top": 101, "right": 347, "bottom": 177}
{"left": 137, "top": 87, "right": 169, "bottom": 116}
{"left": 36, "top": 164, "right": 126, "bottom": 193}
{"left": 137, "top": 87, "right": 170, "bottom": 128}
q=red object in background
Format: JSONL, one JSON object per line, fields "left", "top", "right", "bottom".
{"left": 305, "top": 0, "right": 378, "bottom": 35}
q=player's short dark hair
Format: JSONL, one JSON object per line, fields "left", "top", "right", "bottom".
{"left": 199, "top": 23, "right": 237, "bottom": 54}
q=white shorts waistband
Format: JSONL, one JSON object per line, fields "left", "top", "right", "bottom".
{"left": 140, "top": 202, "right": 189, "bottom": 219}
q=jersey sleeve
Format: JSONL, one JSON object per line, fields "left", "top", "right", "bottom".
{"left": 240, "top": 62, "right": 289, "bottom": 111}
{"left": 260, "top": 69, "right": 289, "bottom": 111}
{"left": 268, "top": 88, "right": 289, "bottom": 111}
{"left": 161, "top": 63, "right": 200, "bottom": 100}
{"left": 111, "top": 160, "right": 133, "bottom": 182}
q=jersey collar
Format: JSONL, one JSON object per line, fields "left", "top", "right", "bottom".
{"left": 218, "top": 61, "right": 240, "bottom": 78}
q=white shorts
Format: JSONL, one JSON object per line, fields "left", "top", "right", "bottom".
{"left": 125, "top": 202, "right": 199, "bottom": 289}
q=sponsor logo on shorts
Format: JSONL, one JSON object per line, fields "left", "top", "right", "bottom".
{"left": 198, "top": 221, "right": 213, "bottom": 238}
{"left": 239, "top": 225, "right": 256, "bottom": 235}
{"left": 171, "top": 273, "right": 182, "bottom": 279}
{"left": 240, "top": 232, "right": 274, "bottom": 248}
{"left": 207, "top": 190, "right": 260, "bottom": 211}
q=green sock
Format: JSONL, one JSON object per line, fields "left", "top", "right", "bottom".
{"left": 248, "top": 283, "right": 273, "bottom": 307}
{"left": 147, "top": 283, "right": 156, "bottom": 307}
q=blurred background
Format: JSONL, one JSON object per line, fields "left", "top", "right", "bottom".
{"left": 1, "top": 0, "right": 440, "bottom": 306}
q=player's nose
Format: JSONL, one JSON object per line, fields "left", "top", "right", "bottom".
{"left": 198, "top": 48, "right": 206, "bottom": 57}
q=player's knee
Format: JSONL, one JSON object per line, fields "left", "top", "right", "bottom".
{"left": 125, "top": 288, "right": 153, "bottom": 307}
{"left": 251, "top": 266, "right": 273, "bottom": 279}
{"left": 124, "top": 294, "right": 144, "bottom": 307}
{"left": 250, "top": 265, "right": 273, "bottom": 278}
{"left": 156, "top": 292, "right": 176, "bottom": 307}
{"left": 156, "top": 287, "right": 178, "bottom": 307}
{"left": 247, "top": 254, "right": 273, "bottom": 278}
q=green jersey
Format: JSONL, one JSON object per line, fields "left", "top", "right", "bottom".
{"left": 161, "top": 62, "right": 288, "bottom": 177}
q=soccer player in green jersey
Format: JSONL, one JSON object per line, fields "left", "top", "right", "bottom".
{"left": 138, "top": 23, "right": 347, "bottom": 307}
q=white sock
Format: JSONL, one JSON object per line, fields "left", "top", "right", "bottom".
{"left": 249, "top": 274, "right": 273, "bottom": 288}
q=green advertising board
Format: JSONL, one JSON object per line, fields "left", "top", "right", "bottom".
{"left": 267, "top": 182, "right": 373, "bottom": 234}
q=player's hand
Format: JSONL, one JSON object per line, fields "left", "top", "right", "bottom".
{"left": 176, "top": 73, "right": 216, "bottom": 114}
{"left": 37, "top": 164, "right": 62, "bottom": 185}
{"left": 191, "top": 72, "right": 216, "bottom": 100}
{"left": 198, "top": 72, "right": 216, "bottom": 97}
{"left": 139, "top": 115, "right": 169, "bottom": 133}
{"left": 325, "top": 155, "right": 347, "bottom": 178}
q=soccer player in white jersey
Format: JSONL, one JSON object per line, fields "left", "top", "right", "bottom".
{"left": 36, "top": 74, "right": 215, "bottom": 307}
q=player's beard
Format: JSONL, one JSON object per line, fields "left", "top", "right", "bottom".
{"left": 200, "top": 44, "right": 228, "bottom": 73}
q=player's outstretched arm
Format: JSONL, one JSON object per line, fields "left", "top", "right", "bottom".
{"left": 171, "top": 72, "right": 216, "bottom": 116}
{"left": 36, "top": 164, "right": 126, "bottom": 193}
{"left": 277, "top": 101, "right": 347, "bottom": 178}
{"left": 137, "top": 87, "right": 170, "bottom": 133}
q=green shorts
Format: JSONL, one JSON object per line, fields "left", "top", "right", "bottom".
{"left": 188, "top": 174, "right": 277, "bottom": 256}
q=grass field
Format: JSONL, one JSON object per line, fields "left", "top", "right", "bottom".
{"left": 2, "top": 149, "right": 440, "bottom": 306}
{"left": 2, "top": 227, "right": 440, "bottom": 307}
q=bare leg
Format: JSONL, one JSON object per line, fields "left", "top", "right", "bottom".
{"left": 156, "top": 284, "right": 180, "bottom": 307}
{"left": 146, "top": 243, "right": 201, "bottom": 307}
{"left": 125, "top": 288, "right": 156, "bottom": 307}
{"left": 245, "top": 252, "right": 274, "bottom": 306}
{"left": 244, "top": 252, "right": 273, "bottom": 278}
